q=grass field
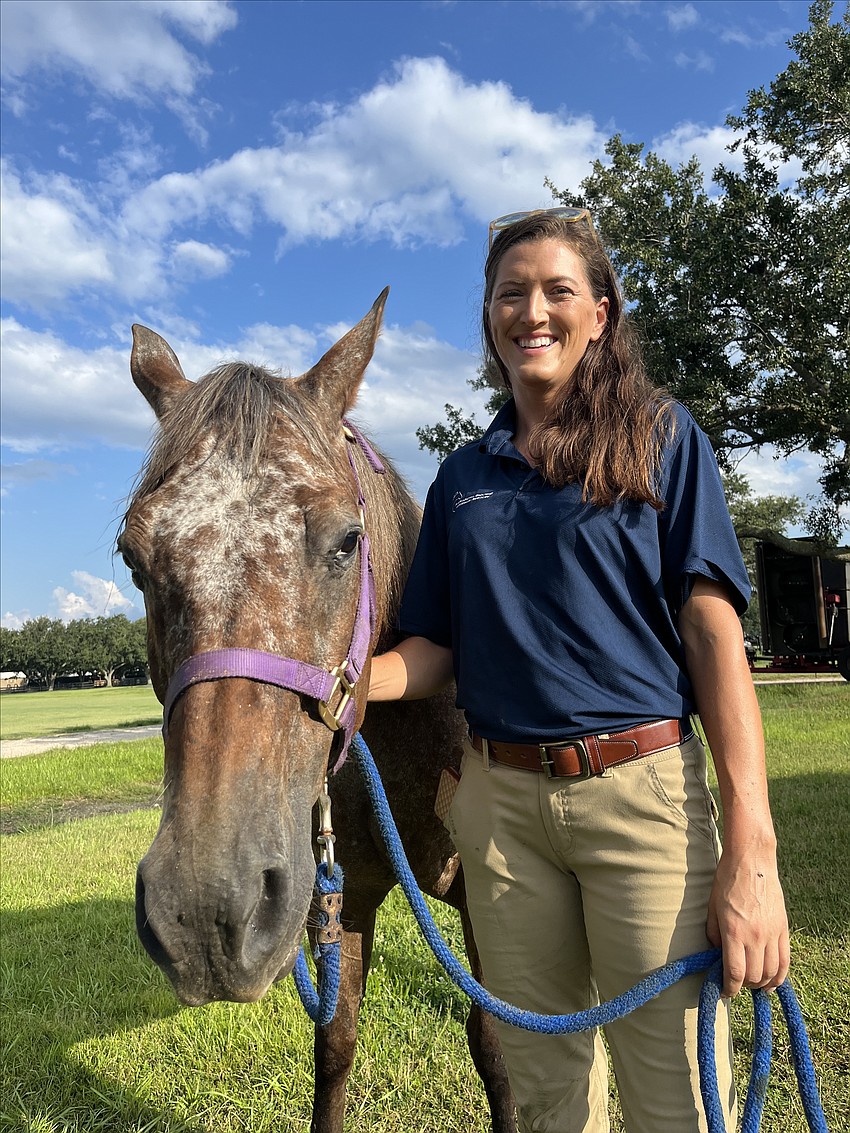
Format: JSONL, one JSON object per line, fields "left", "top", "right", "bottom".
{"left": 0, "top": 685, "right": 161, "bottom": 741}
{"left": 1, "top": 684, "right": 848, "bottom": 1132}
{"left": 0, "top": 738, "right": 163, "bottom": 834}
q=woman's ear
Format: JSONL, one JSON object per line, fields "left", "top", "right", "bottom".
{"left": 590, "top": 295, "right": 610, "bottom": 341}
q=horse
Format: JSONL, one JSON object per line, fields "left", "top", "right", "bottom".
{"left": 122, "top": 291, "right": 516, "bottom": 1133}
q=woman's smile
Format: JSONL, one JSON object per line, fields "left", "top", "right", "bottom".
{"left": 516, "top": 335, "right": 557, "bottom": 350}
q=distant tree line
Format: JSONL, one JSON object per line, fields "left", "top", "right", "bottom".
{"left": 0, "top": 615, "right": 148, "bottom": 691}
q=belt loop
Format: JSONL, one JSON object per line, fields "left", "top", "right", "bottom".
{"left": 482, "top": 736, "right": 490, "bottom": 772}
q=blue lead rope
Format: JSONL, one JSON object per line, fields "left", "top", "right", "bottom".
{"left": 292, "top": 862, "right": 344, "bottom": 1027}
{"left": 294, "top": 733, "right": 828, "bottom": 1132}
{"left": 698, "top": 958, "right": 828, "bottom": 1133}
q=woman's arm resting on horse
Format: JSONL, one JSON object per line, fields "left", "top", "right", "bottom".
{"left": 369, "top": 636, "right": 454, "bottom": 701}
{"left": 679, "top": 576, "right": 790, "bottom": 999}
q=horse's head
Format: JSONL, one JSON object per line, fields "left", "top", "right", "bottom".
{"left": 123, "top": 291, "right": 388, "bottom": 1005}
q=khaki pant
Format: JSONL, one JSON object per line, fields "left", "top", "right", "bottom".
{"left": 446, "top": 733, "right": 736, "bottom": 1133}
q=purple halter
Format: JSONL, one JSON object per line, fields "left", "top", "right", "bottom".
{"left": 161, "top": 420, "right": 385, "bottom": 771}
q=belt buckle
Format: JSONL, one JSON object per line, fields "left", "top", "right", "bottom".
{"left": 538, "top": 738, "right": 592, "bottom": 780}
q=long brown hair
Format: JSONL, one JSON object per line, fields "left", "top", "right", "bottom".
{"left": 482, "top": 213, "right": 673, "bottom": 509}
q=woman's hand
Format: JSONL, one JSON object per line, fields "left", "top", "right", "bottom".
{"left": 706, "top": 838, "right": 790, "bottom": 997}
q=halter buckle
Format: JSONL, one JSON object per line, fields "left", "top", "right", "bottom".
{"left": 318, "top": 665, "right": 355, "bottom": 732}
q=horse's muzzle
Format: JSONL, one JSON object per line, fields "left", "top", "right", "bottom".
{"left": 135, "top": 855, "right": 311, "bottom": 1005}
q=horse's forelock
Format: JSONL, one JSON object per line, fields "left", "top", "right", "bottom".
{"left": 129, "top": 362, "right": 338, "bottom": 506}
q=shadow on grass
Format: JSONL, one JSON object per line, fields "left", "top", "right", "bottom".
{"left": 1, "top": 897, "right": 193, "bottom": 1132}
{"left": 39, "top": 716, "right": 162, "bottom": 738}
{"left": 2, "top": 799, "right": 161, "bottom": 837}
{"left": 768, "top": 772, "right": 850, "bottom": 933}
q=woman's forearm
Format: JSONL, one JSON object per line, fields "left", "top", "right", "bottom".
{"left": 679, "top": 578, "right": 775, "bottom": 844}
{"left": 679, "top": 576, "right": 789, "bottom": 996}
{"left": 368, "top": 636, "right": 454, "bottom": 701}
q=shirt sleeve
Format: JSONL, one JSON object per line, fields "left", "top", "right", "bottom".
{"left": 660, "top": 408, "right": 751, "bottom": 617}
{"left": 397, "top": 471, "right": 453, "bottom": 647}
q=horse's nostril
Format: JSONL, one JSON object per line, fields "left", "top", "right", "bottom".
{"left": 252, "top": 868, "right": 290, "bottom": 941}
{"left": 260, "top": 867, "right": 285, "bottom": 902}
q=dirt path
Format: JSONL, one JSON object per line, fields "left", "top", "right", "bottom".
{"left": 0, "top": 724, "right": 162, "bottom": 759}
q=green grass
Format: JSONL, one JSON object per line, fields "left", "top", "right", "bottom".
{"left": 0, "top": 686, "right": 161, "bottom": 741}
{"left": 1, "top": 812, "right": 489, "bottom": 1133}
{"left": 0, "top": 738, "right": 163, "bottom": 834}
{"left": 1, "top": 684, "right": 848, "bottom": 1131}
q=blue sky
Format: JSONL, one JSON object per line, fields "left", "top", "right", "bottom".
{"left": 0, "top": 0, "right": 826, "bottom": 628}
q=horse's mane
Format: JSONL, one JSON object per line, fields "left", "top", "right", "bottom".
{"left": 127, "top": 361, "right": 421, "bottom": 644}
{"left": 351, "top": 439, "right": 422, "bottom": 651}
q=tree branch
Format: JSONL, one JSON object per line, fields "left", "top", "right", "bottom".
{"left": 735, "top": 526, "right": 850, "bottom": 561}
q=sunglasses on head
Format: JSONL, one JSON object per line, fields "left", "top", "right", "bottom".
{"left": 488, "top": 207, "right": 595, "bottom": 249}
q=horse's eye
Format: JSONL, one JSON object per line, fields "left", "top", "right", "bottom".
{"left": 118, "top": 544, "right": 145, "bottom": 589}
{"left": 337, "top": 529, "right": 361, "bottom": 558}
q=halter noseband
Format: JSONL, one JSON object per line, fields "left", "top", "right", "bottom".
{"left": 161, "top": 420, "right": 385, "bottom": 772}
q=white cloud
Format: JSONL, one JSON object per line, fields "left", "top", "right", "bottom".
{"left": 736, "top": 447, "right": 821, "bottom": 501}
{"left": 170, "top": 239, "right": 231, "bottom": 279}
{"left": 667, "top": 4, "right": 699, "bottom": 32}
{"left": 2, "top": 57, "right": 610, "bottom": 312}
{"left": 674, "top": 50, "right": 714, "bottom": 73}
{"left": 0, "top": 458, "right": 77, "bottom": 496}
{"left": 1, "top": 610, "right": 29, "bottom": 631}
{"left": 735, "top": 447, "right": 850, "bottom": 540}
{"left": 1, "top": 158, "right": 187, "bottom": 309}
{"left": 719, "top": 24, "right": 792, "bottom": 51}
{"left": 0, "top": 316, "right": 332, "bottom": 456}
{"left": 650, "top": 122, "right": 803, "bottom": 187}
{"left": 623, "top": 35, "right": 651, "bottom": 65}
{"left": 651, "top": 122, "right": 741, "bottom": 175}
{"left": 568, "top": 1, "right": 642, "bottom": 25}
{"left": 126, "top": 57, "right": 608, "bottom": 250}
{"left": 0, "top": 0, "right": 237, "bottom": 102}
{"left": 52, "top": 571, "right": 133, "bottom": 621}
{"left": 0, "top": 318, "right": 156, "bottom": 452}
{"left": 352, "top": 322, "right": 490, "bottom": 499}
{"left": 0, "top": 163, "right": 114, "bottom": 307}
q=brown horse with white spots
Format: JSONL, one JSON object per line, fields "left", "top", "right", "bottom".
{"left": 122, "top": 291, "right": 516, "bottom": 1133}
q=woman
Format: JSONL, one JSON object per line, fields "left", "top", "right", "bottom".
{"left": 369, "top": 209, "right": 789, "bottom": 1132}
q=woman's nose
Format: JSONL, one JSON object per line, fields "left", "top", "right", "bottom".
{"left": 520, "top": 290, "right": 546, "bottom": 325}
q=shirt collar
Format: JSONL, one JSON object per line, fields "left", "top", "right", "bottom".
{"left": 480, "top": 398, "right": 520, "bottom": 458}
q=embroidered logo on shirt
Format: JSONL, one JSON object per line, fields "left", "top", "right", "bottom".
{"left": 452, "top": 490, "right": 494, "bottom": 512}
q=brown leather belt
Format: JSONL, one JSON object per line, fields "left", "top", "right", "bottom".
{"left": 469, "top": 719, "right": 687, "bottom": 779}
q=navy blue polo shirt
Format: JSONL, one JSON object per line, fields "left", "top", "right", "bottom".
{"left": 399, "top": 399, "right": 750, "bottom": 742}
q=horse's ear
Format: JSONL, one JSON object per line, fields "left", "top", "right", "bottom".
{"left": 131, "top": 325, "right": 193, "bottom": 418}
{"left": 295, "top": 287, "right": 389, "bottom": 419}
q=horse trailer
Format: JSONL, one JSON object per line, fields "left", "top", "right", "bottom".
{"left": 755, "top": 541, "right": 850, "bottom": 680}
